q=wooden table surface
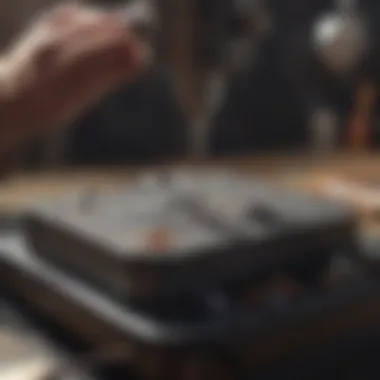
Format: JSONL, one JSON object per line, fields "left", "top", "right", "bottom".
{"left": 0, "top": 152, "right": 379, "bottom": 212}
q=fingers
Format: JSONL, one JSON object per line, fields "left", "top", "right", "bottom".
{"left": 62, "top": 20, "right": 141, "bottom": 74}
{"left": 50, "top": 34, "right": 140, "bottom": 120}
{"left": 47, "top": 14, "right": 144, "bottom": 114}
{"left": 0, "top": 2, "right": 151, "bottom": 140}
{"left": 18, "top": 5, "right": 121, "bottom": 74}
{"left": 38, "top": 8, "right": 145, "bottom": 78}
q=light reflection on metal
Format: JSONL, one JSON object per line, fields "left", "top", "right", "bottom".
{"left": 312, "top": 0, "right": 369, "bottom": 75}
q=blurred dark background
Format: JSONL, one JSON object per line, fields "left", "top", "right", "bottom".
{"left": 2, "top": 0, "right": 380, "bottom": 167}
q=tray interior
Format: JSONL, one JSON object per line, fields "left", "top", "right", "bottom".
{"left": 1, "top": 231, "right": 378, "bottom": 346}
{"left": 25, "top": 172, "right": 356, "bottom": 262}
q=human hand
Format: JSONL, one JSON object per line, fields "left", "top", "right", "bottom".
{"left": 0, "top": 3, "right": 148, "bottom": 148}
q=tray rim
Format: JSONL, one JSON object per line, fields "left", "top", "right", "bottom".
{"left": 0, "top": 233, "right": 379, "bottom": 348}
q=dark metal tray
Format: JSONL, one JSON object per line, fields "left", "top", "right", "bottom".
{"left": 1, "top": 231, "right": 380, "bottom": 353}
{"left": 252, "top": 327, "right": 380, "bottom": 380}
{"left": 23, "top": 171, "right": 358, "bottom": 300}
{"left": 2, "top": 210, "right": 380, "bottom": 379}
{"left": 5, "top": 274, "right": 380, "bottom": 380}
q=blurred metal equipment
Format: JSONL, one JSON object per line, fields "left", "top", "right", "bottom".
{"left": 190, "top": 0, "right": 272, "bottom": 157}
{"left": 312, "top": 0, "right": 369, "bottom": 75}
{"left": 307, "top": 0, "right": 374, "bottom": 154}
